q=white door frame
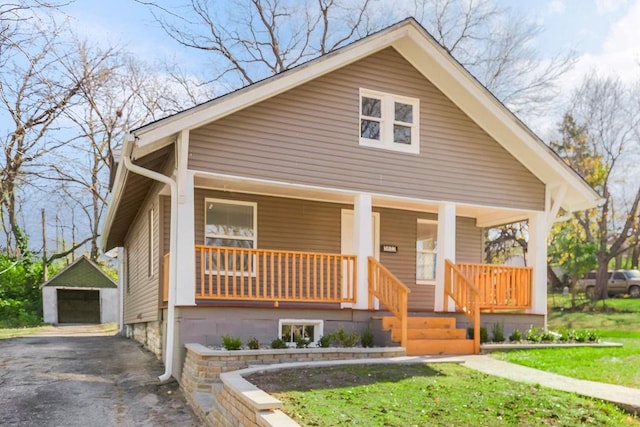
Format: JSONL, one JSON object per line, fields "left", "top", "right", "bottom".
{"left": 340, "top": 209, "right": 380, "bottom": 308}
{"left": 340, "top": 209, "right": 380, "bottom": 259}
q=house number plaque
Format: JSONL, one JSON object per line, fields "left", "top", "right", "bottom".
{"left": 381, "top": 244, "right": 398, "bottom": 253}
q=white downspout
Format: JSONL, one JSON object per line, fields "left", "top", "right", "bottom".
{"left": 121, "top": 133, "right": 178, "bottom": 383}
{"left": 118, "top": 247, "right": 125, "bottom": 335}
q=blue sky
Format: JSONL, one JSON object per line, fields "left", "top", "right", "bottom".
{"left": 63, "top": 0, "right": 640, "bottom": 86}
{"left": 10, "top": 0, "right": 639, "bottom": 253}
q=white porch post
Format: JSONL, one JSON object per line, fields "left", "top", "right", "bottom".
{"left": 174, "top": 130, "right": 196, "bottom": 306}
{"left": 527, "top": 212, "right": 547, "bottom": 316}
{"left": 353, "top": 194, "right": 372, "bottom": 309}
{"left": 435, "top": 203, "right": 456, "bottom": 312}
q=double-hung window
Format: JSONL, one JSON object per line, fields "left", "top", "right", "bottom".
{"left": 204, "top": 199, "right": 257, "bottom": 274}
{"left": 416, "top": 219, "right": 438, "bottom": 283}
{"left": 359, "top": 88, "right": 419, "bottom": 153}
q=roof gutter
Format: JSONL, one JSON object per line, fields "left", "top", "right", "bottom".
{"left": 121, "top": 133, "right": 178, "bottom": 383}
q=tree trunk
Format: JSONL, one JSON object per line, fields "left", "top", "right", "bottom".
{"left": 595, "top": 257, "right": 609, "bottom": 301}
{"left": 631, "top": 245, "right": 639, "bottom": 269}
{"left": 547, "top": 266, "right": 562, "bottom": 291}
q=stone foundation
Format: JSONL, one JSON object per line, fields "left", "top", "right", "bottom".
{"left": 127, "top": 321, "right": 163, "bottom": 359}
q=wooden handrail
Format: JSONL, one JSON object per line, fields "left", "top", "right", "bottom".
{"left": 444, "top": 259, "right": 480, "bottom": 354}
{"left": 194, "top": 245, "right": 356, "bottom": 304}
{"left": 162, "top": 253, "right": 169, "bottom": 303}
{"left": 367, "top": 257, "right": 410, "bottom": 349}
{"left": 456, "top": 263, "right": 532, "bottom": 311}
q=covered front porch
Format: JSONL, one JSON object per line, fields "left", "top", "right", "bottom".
{"left": 160, "top": 171, "right": 550, "bottom": 354}
{"left": 163, "top": 245, "right": 534, "bottom": 353}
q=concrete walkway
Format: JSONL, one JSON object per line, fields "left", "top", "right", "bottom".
{"left": 461, "top": 355, "right": 640, "bottom": 415}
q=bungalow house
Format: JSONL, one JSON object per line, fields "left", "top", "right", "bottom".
{"left": 102, "top": 18, "right": 600, "bottom": 381}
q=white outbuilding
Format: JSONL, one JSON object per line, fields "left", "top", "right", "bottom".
{"left": 41, "top": 255, "right": 118, "bottom": 324}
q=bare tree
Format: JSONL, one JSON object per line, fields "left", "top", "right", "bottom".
{"left": 136, "top": 0, "right": 376, "bottom": 86}
{"left": 412, "top": 0, "right": 574, "bottom": 115}
{"left": 0, "top": 16, "right": 115, "bottom": 252}
{"left": 48, "top": 54, "right": 214, "bottom": 260}
{"left": 137, "top": 0, "right": 574, "bottom": 118}
{"left": 563, "top": 74, "right": 640, "bottom": 300}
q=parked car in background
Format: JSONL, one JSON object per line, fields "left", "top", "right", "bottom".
{"left": 577, "top": 270, "right": 640, "bottom": 298}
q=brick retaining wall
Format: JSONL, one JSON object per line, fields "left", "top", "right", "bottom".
{"left": 181, "top": 344, "right": 406, "bottom": 426}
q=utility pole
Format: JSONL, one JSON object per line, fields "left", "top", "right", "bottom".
{"left": 42, "top": 209, "right": 48, "bottom": 282}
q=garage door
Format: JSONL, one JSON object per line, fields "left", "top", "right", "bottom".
{"left": 57, "top": 289, "right": 100, "bottom": 323}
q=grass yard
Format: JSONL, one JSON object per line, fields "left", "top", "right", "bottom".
{"left": 0, "top": 326, "right": 47, "bottom": 340}
{"left": 494, "top": 295, "right": 640, "bottom": 388}
{"left": 248, "top": 363, "right": 639, "bottom": 426}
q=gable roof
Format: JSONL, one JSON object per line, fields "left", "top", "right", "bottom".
{"left": 41, "top": 255, "right": 117, "bottom": 289}
{"left": 128, "top": 18, "right": 599, "bottom": 211}
{"left": 104, "top": 18, "right": 601, "bottom": 250}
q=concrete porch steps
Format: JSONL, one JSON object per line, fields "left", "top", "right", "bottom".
{"left": 380, "top": 316, "right": 474, "bottom": 356}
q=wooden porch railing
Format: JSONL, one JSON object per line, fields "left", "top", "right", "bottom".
{"left": 162, "top": 253, "right": 169, "bottom": 303}
{"left": 194, "top": 245, "right": 357, "bottom": 305}
{"left": 444, "top": 259, "right": 480, "bottom": 354}
{"left": 456, "top": 263, "right": 532, "bottom": 311}
{"left": 367, "top": 257, "right": 410, "bottom": 349}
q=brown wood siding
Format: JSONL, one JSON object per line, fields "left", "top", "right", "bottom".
{"left": 190, "top": 192, "right": 484, "bottom": 311}
{"left": 123, "top": 184, "right": 162, "bottom": 324}
{"left": 456, "top": 217, "right": 483, "bottom": 263}
{"left": 193, "top": 190, "right": 346, "bottom": 300}
{"left": 160, "top": 195, "right": 170, "bottom": 256}
{"left": 189, "top": 48, "right": 545, "bottom": 211}
{"left": 194, "top": 189, "right": 346, "bottom": 251}
{"left": 377, "top": 208, "right": 438, "bottom": 311}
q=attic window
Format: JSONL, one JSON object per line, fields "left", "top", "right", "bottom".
{"left": 359, "top": 88, "right": 419, "bottom": 154}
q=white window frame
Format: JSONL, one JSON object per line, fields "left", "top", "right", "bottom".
{"left": 204, "top": 198, "right": 257, "bottom": 276}
{"left": 416, "top": 219, "right": 438, "bottom": 285}
{"left": 359, "top": 88, "right": 420, "bottom": 154}
{"left": 278, "top": 319, "right": 324, "bottom": 348}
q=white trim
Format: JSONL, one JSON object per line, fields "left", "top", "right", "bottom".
{"left": 174, "top": 131, "right": 196, "bottom": 306}
{"left": 435, "top": 203, "right": 456, "bottom": 312}
{"left": 104, "top": 19, "right": 599, "bottom": 252}
{"left": 546, "top": 183, "right": 567, "bottom": 233}
{"left": 340, "top": 209, "right": 381, "bottom": 259}
{"left": 192, "top": 170, "right": 541, "bottom": 217}
{"left": 204, "top": 198, "right": 258, "bottom": 276}
{"left": 416, "top": 218, "right": 438, "bottom": 284}
{"left": 475, "top": 212, "right": 530, "bottom": 228}
{"left": 118, "top": 247, "right": 124, "bottom": 334}
{"left": 278, "top": 319, "right": 324, "bottom": 347}
{"left": 204, "top": 198, "right": 258, "bottom": 244}
{"left": 122, "top": 19, "right": 597, "bottom": 214}
{"left": 359, "top": 88, "right": 419, "bottom": 154}
{"left": 527, "top": 212, "right": 548, "bottom": 316}
{"left": 353, "top": 195, "right": 373, "bottom": 310}
{"left": 48, "top": 286, "right": 112, "bottom": 291}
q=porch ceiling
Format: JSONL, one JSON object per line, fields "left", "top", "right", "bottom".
{"left": 193, "top": 173, "right": 532, "bottom": 227}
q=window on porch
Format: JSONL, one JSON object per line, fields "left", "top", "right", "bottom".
{"left": 417, "top": 219, "right": 437, "bottom": 283}
{"left": 204, "top": 199, "right": 257, "bottom": 273}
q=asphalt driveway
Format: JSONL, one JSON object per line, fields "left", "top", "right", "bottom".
{"left": 0, "top": 325, "right": 200, "bottom": 426}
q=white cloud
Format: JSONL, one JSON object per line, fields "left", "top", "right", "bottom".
{"left": 561, "top": 0, "right": 640, "bottom": 91}
{"left": 594, "top": 0, "right": 628, "bottom": 15}
{"left": 603, "top": 0, "right": 640, "bottom": 52}
{"left": 547, "top": 0, "right": 566, "bottom": 15}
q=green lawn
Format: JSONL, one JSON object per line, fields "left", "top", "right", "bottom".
{"left": 248, "top": 363, "right": 640, "bottom": 426}
{"left": 494, "top": 295, "right": 640, "bottom": 388}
